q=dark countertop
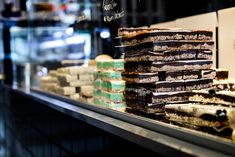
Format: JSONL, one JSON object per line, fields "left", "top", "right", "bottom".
{"left": 6, "top": 86, "right": 235, "bottom": 157}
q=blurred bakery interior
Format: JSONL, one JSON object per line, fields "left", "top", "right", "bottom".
{"left": 1, "top": 0, "right": 235, "bottom": 156}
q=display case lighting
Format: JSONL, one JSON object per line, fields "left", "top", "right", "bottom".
{"left": 40, "top": 39, "right": 65, "bottom": 49}
{"left": 53, "top": 31, "right": 63, "bottom": 38}
{"left": 100, "top": 30, "right": 110, "bottom": 39}
{"left": 66, "top": 27, "right": 74, "bottom": 35}
{"left": 66, "top": 35, "right": 85, "bottom": 44}
{"left": 41, "top": 67, "right": 48, "bottom": 74}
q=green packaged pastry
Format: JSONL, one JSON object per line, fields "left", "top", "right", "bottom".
{"left": 98, "top": 71, "right": 123, "bottom": 81}
{"left": 93, "top": 89, "right": 103, "bottom": 98}
{"left": 93, "top": 97, "right": 104, "bottom": 106}
{"left": 102, "top": 80, "right": 125, "bottom": 92}
{"left": 94, "top": 98, "right": 126, "bottom": 112}
{"left": 96, "top": 59, "right": 124, "bottom": 71}
{"left": 94, "top": 79, "right": 103, "bottom": 90}
{"left": 101, "top": 90, "right": 124, "bottom": 103}
{"left": 105, "top": 102, "right": 126, "bottom": 112}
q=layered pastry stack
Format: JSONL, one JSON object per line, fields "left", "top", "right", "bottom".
{"left": 213, "top": 69, "right": 235, "bottom": 91}
{"left": 118, "top": 27, "right": 235, "bottom": 140}
{"left": 165, "top": 103, "right": 235, "bottom": 141}
{"left": 40, "top": 66, "right": 96, "bottom": 103}
{"left": 118, "top": 27, "right": 215, "bottom": 115}
{"left": 187, "top": 69, "right": 235, "bottom": 110}
{"left": 166, "top": 87, "right": 235, "bottom": 141}
{"left": 93, "top": 59, "right": 126, "bottom": 112}
{"left": 40, "top": 70, "right": 58, "bottom": 93}
{"left": 163, "top": 65, "right": 235, "bottom": 140}
{"left": 56, "top": 66, "right": 95, "bottom": 103}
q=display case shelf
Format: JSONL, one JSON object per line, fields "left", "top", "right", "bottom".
{"left": 4, "top": 85, "right": 235, "bottom": 157}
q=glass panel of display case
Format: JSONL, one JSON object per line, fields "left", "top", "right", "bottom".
{"left": 0, "top": 23, "right": 3, "bottom": 76}
{"left": 218, "top": 7, "right": 235, "bottom": 79}
{"left": 0, "top": 23, "right": 3, "bottom": 59}
{"left": 7, "top": 22, "right": 99, "bottom": 88}
{"left": 10, "top": 26, "right": 29, "bottom": 63}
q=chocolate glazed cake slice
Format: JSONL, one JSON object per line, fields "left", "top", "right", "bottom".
{"left": 124, "top": 78, "right": 213, "bottom": 95}
{"left": 154, "top": 40, "right": 214, "bottom": 51}
{"left": 124, "top": 50, "right": 197, "bottom": 62}
{"left": 125, "top": 89, "right": 190, "bottom": 104}
{"left": 182, "top": 69, "right": 215, "bottom": 80}
{"left": 118, "top": 27, "right": 168, "bottom": 37}
{"left": 120, "top": 30, "right": 213, "bottom": 45}
{"left": 124, "top": 49, "right": 213, "bottom": 62}
{"left": 197, "top": 50, "right": 213, "bottom": 60}
{"left": 165, "top": 103, "right": 235, "bottom": 140}
{"left": 125, "top": 99, "right": 165, "bottom": 114}
{"left": 122, "top": 72, "right": 159, "bottom": 83}
{"left": 126, "top": 80, "right": 185, "bottom": 93}
{"left": 122, "top": 70, "right": 215, "bottom": 82}
{"left": 185, "top": 78, "right": 213, "bottom": 91}
{"left": 151, "top": 60, "right": 213, "bottom": 72}
{"left": 189, "top": 90, "right": 235, "bottom": 106}
{"left": 117, "top": 40, "right": 214, "bottom": 54}
{"left": 152, "top": 91, "right": 190, "bottom": 104}
{"left": 158, "top": 71, "right": 183, "bottom": 81}
{"left": 201, "top": 69, "right": 216, "bottom": 79}
{"left": 124, "top": 60, "right": 213, "bottom": 73}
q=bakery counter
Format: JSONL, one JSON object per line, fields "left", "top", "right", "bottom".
{"left": 3, "top": 85, "right": 235, "bottom": 157}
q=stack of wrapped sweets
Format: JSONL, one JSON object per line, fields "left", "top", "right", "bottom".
{"left": 117, "top": 27, "right": 215, "bottom": 115}
{"left": 93, "top": 59, "right": 126, "bottom": 112}
{"left": 40, "top": 70, "right": 58, "bottom": 93}
{"left": 40, "top": 65, "right": 96, "bottom": 104}
{"left": 56, "top": 66, "right": 95, "bottom": 103}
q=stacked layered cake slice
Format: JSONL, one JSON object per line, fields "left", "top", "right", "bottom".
{"left": 212, "top": 69, "right": 235, "bottom": 91}
{"left": 185, "top": 68, "right": 235, "bottom": 140}
{"left": 40, "top": 70, "right": 58, "bottom": 93}
{"left": 40, "top": 66, "right": 96, "bottom": 103}
{"left": 118, "top": 27, "right": 215, "bottom": 115}
{"left": 165, "top": 103, "right": 235, "bottom": 140}
{"left": 57, "top": 66, "right": 95, "bottom": 103}
{"left": 93, "top": 59, "right": 126, "bottom": 112}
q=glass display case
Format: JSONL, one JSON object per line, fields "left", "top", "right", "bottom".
{"left": 1, "top": 0, "right": 112, "bottom": 89}
{"left": 2, "top": 1, "right": 235, "bottom": 157}
{"left": 0, "top": 23, "right": 3, "bottom": 82}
